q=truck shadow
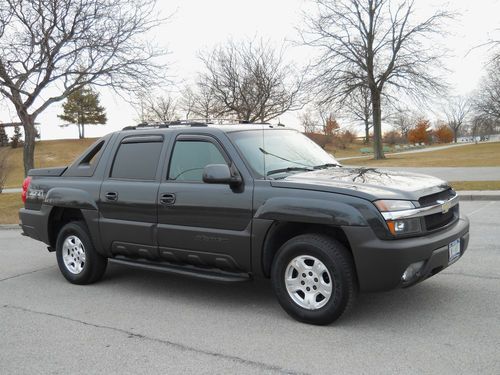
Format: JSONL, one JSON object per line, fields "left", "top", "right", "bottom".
{"left": 104, "top": 262, "right": 457, "bottom": 326}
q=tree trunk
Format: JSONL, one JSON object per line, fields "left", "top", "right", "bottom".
{"left": 364, "top": 121, "right": 370, "bottom": 144}
{"left": 81, "top": 123, "right": 85, "bottom": 139}
{"left": 20, "top": 114, "right": 36, "bottom": 176}
{"left": 371, "top": 91, "right": 385, "bottom": 159}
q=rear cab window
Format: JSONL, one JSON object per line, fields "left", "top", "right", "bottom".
{"left": 110, "top": 135, "right": 164, "bottom": 180}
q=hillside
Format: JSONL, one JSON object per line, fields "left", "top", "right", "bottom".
{"left": 2, "top": 138, "right": 97, "bottom": 188}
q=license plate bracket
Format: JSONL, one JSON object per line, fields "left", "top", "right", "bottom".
{"left": 448, "top": 238, "right": 461, "bottom": 264}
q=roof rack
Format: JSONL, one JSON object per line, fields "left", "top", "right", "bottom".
{"left": 122, "top": 120, "right": 209, "bottom": 130}
{"left": 122, "top": 119, "right": 285, "bottom": 130}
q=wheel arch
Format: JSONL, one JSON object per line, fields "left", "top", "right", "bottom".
{"left": 47, "top": 206, "right": 105, "bottom": 256}
{"left": 47, "top": 207, "right": 85, "bottom": 248}
{"left": 261, "top": 221, "right": 353, "bottom": 278}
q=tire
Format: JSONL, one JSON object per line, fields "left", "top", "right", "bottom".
{"left": 271, "top": 233, "right": 357, "bottom": 325}
{"left": 56, "top": 221, "right": 107, "bottom": 285}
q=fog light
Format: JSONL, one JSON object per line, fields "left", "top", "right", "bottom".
{"left": 387, "top": 218, "right": 422, "bottom": 236}
{"left": 395, "top": 220, "right": 406, "bottom": 232}
{"left": 401, "top": 261, "right": 425, "bottom": 282}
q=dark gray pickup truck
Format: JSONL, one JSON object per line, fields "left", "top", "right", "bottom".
{"left": 19, "top": 123, "right": 469, "bottom": 324}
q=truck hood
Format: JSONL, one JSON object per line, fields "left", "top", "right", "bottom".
{"left": 272, "top": 167, "right": 450, "bottom": 201}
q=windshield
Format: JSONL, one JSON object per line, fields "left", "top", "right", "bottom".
{"left": 228, "top": 129, "right": 340, "bottom": 178}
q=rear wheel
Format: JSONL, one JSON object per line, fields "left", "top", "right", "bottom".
{"left": 56, "top": 221, "right": 107, "bottom": 285}
{"left": 271, "top": 233, "right": 357, "bottom": 325}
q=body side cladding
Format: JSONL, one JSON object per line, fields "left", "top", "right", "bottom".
{"left": 44, "top": 205, "right": 106, "bottom": 256}
{"left": 252, "top": 196, "right": 372, "bottom": 278}
{"left": 40, "top": 188, "right": 106, "bottom": 256}
{"left": 44, "top": 187, "right": 98, "bottom": 210}
{"left": 254, "top": 197, "right": 368, "bottom": 226}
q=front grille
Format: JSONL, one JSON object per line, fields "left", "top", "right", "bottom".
{"left": 424, "top": 205, "right": 458, "bottom": 231}
{"left": 419, "top": 188, "right": 456, "bottom": 207}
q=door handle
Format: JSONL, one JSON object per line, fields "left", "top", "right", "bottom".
{"left": 105, "top": 192, "right": 118, "bottom": 201}
{"left": 160, "top": 193, "right": 176, "bottom": 205}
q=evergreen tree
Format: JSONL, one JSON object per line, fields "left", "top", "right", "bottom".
{"left": 58, "top": 88, "right": 107, "bottom": 139}
{"left": 0, "top": 125, "right": 8, "bottom": 147}
{"left": 10, "top": 125, "right": 22, "bottom": 149}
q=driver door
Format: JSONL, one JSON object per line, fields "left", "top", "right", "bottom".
{"left": 156, "top": 134, "right": 253, "bottom": 271}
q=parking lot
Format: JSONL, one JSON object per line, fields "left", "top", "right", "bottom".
{"left": 1, "top": 201, "right": 499, "bottom": 374}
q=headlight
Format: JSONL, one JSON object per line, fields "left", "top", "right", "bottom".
{"left": 373, "top": 200, "right": 415, "bottom": 212}
{"left": 373, "top": 200, "right": 422, "bottom": 236}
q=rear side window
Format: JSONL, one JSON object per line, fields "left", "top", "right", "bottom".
{"left": 168, "top": 140, "right": 227, "bottom": 181}
{"left": 65, "top": 137, "right": 108, "bottom": 177}
{"left": 80, "top": 140, "right": 104, "bottom": 167}
{"left": 111, "top": 141, "right": 163, "bottom": 180}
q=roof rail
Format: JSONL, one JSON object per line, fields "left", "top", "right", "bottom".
{"left": 122, "top": 120, "right": 209, "bottom": 130}
{"left": 121, "top": 119, "right": 285, "bottom": 130}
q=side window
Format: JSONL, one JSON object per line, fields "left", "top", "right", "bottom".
{"left": 111, "top": 141, "right": 163, "bottom": 180}
{"left": 80, "top": 140, "right": 104, "bottom": 167}
{"left": 65, "top": 138, "right": 109, "bottom": 177}
{"left": 168, "top": 140, "right": 227, "bottom": 182}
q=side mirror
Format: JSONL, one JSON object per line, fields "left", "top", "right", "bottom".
{"left": 203, "top": 164, "right": 242, "bottom": 186}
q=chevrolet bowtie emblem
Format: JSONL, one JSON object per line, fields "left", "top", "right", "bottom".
{"left": 437, "top": 200, "right": 451, "bottom": 214}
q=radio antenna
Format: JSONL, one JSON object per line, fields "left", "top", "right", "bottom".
{"left": 262, "top": 125, "right": 266, "bottom": 179}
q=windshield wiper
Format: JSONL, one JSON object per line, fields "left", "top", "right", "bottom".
{"left": 313, "top": 163, "right": 341, "bottom": 170}
{"left": 266, "top": 166, "right": 313, "bottom": 177}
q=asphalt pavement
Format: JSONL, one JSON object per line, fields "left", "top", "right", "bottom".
{"left": 1, "top": 201, "right": 499, "bottom": 374}
{"left": 336, "top": 140, "right": 496, "bottom": 162}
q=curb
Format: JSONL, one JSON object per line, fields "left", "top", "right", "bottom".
{"left": 0, "top": 224, "right": 20, "bottom": 230}
{"left": 457, "top": 191, "right": 500, "bottom": 201}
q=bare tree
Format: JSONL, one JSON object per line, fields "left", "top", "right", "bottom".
{"left": 180, "top": 81, "right": 225, "bottom": 121}
{"left": 299, "top": 109, "right": 320, "bottom": 133}
{"left": 199, "top": 39, "right": 304, "bottom": 122}
{"left": 143, "top": 95, "right": 179, "bottom": 123}
{"left": 444, "top": 96, "right": 471, "bottom": 143}
{"left": 301, "top": 0, "right": 451, "bottom": 159}
{"left": 299, "top": 103, "right": 339, "bottom": 135}
{"left": 469, "top": 114, "right": 499, "bottom": 139}
{"left": 342, "top": 86, "right": 373, "bottom": 144}
{"left": 0, "top": 0, "right": 168, "bottom": 175}
{"left": 179, "top": 87, "right": 196, "bottom": 120}
{"left": 475, "top": 57, "right": 500, "bottom": 122}
{"left": 390, "top": 107, "right": 414, "bottom": 142}
{"left": 316, "top": 103, "right": 339, "bottom": 136}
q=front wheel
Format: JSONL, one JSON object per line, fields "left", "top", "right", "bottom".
{"left": 56, "top": 221, "right": 107, "bottom": 285}
{"left": 271, "top": 234, "right": 357, "bottom": 325}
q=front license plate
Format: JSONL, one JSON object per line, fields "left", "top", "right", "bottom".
{"left": 448, "top": 239, "right": 461, "bottom": 264}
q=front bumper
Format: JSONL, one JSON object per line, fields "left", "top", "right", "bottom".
{"left": 343, "top": 216, "right": 470, "bottom": 292}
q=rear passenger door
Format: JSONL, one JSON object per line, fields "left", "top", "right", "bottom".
{"left": 99, "top": 134, "right": 167, "bottom": 259}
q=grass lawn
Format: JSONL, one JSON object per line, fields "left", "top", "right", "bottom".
{"left": 449, "top": 181, "right": 500, "bottom": 191}
{"left": 327, "top": 141, "right": 446, "bottom": 159}
{"left": 0, "top": 193, "right": 23, "bottom": 224}
{"left": 326, "top": 143, "right": 365, "bottom": 158}
{"left": 2, "top": 138, "right": 96, "bottom": 188}
{"left": 341, "top": 142, "right": 500, "bottom": 167}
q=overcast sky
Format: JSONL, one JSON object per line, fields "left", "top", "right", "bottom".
{"left": 1, "top": 0, "right": 499, "bottom": 140}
